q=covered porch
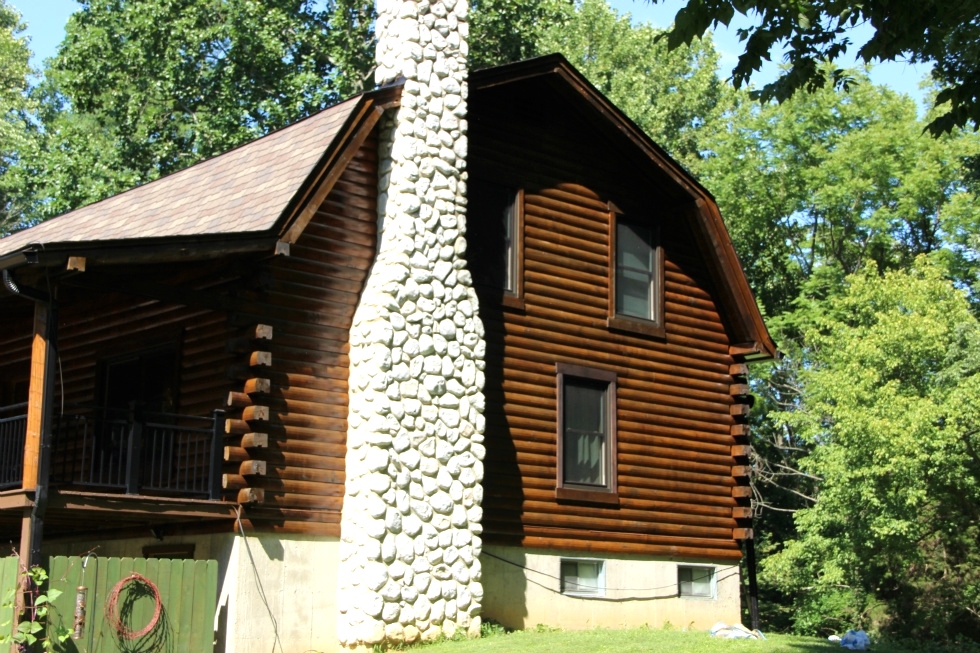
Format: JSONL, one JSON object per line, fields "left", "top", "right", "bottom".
{"left": 0, "top": 255, "right": 260, "bottom": 561}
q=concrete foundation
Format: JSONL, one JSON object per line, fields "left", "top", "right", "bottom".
{"left": 480, "top": 545, "right": 741, "bottom": 631}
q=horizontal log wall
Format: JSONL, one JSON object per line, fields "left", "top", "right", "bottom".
{"left": 223, "top": 130, "right": 379, "bottom": 535}
{"left": 0, "top": 274, "right": 234, "bottom": 421}
{"left": 469, "top": 85, "right": 744, "bottom": 561}
{"left": 0, "top": 299, "right": 33, "bottom": 406}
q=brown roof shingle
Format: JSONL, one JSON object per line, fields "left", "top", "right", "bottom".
{"left": 0, "top": 95, "right": 361, "bottom": 258}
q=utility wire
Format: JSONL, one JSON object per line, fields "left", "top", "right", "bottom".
{"left": 483, "top": 550, "right": 740, "bottom": 601}
{"left": 236, "top": 506, "right": 284, "bottom": 653}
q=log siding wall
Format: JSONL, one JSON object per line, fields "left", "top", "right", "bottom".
{"left": 223, "top": 130, "right": 379, "bottom": 535}
{"left": 469, "top": 88, "right": 744, "bottom": 561}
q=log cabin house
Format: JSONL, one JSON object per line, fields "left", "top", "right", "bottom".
{"left": 0, "top": 54, "right": 775, "bottom": 651}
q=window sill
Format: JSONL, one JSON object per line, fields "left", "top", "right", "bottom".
{"left": 556, "top": 487, "right": 620, "bottom": 506}
{"left": 501, "top": 294, "right": 525, "bottom": 311}
{"left": 607, "top": 315, "right": 665, "bottom": 339}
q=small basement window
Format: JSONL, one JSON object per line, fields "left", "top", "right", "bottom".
{"left": 678, "top": 565, "right": 715, "bottom": 598}
{"left": 560, "top": 558, "right": 605, "bottom": 596}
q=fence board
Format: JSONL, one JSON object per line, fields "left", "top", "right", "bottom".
{"left": 0, "top": 556, "right": 19, "bottom": 638}
{"left": 45, "top": 555, "right": 217, "bottom": 653}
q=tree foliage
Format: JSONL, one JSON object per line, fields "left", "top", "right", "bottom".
{"left": 761, "top": 260, "right": 980, "bottom": 640}
{"left": 656, "top": 0, "right": 980, "bottom": 135}
{"left": 4, "top": 0, "right": 375, "bottom": 229}
{"left": 697, "top": 68, "right": 980, "bottom": 318}
{"left": 0, "top": 0, "right": 35, "bottom": 235}
{"left": 695, "top": 68, "right": 980, "bottom": 641}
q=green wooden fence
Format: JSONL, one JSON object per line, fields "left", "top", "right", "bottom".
{"left": 0, "top": 556, "right": 217, "bottom": 653}
{"left": 0, "top": 555, "right": 18, "bottom": 636}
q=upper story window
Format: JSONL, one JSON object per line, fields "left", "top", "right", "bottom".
{"left": 468, "top": 181, "right": 524, "bottom": 309}
{"left": 608, "top": 211, "right": 664, "bottom": 338}
{"left": 556, "top": 363, "right": 618, "bottom": 504}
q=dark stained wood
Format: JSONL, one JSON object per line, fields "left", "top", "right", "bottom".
{"left": 218, "top": 130, "right": 379, "bottom": 533}
{"left": 469, "top": 83, "right": 748, "bottom": 561}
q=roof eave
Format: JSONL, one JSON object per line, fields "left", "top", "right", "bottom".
{"left": 0, "top": 232, "right": 283, "bottom": 273}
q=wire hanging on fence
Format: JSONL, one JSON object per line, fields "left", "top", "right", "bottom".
{"left": 105, "top": 572, "right": 162, "bottom": 639}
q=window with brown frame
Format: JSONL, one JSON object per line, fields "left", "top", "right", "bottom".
{"left": 607, "top": 210, "right": 664, "bottom": 338}
{"left": 556, "top": 363, "right": 618, "bottom": 505}
{"left": 467, "top": 182, "right": 524, "bottom": 309}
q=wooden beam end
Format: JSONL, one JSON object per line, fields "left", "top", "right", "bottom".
{"left": 733, "top": 527, "right": 754, "bottom": 541}
{"left": 241, "top": 432, "right": 269, "bottom": 449}
{"left": 238, "top": 488, "right": 264, "bottom": 505}
{"left": 732, "top": 507, "right": 753, "bottom": 519}
{"left": 250, "top": 351, "right": 272, "bottom": 368}
{"left": 240, "top": 460, "right": 267, "bottom": 477}
{"left": 66, "top": 256, "right": 86, "bottom": 272}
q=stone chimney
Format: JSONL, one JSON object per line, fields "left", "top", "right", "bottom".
{"left": 337, "top": 0, "right": 485, "bottom": 646}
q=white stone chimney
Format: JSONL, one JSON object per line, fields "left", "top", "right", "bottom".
{"left": 337, "top": 0, "right": 486, "bottom": 646}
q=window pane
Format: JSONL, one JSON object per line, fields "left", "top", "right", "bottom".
{"left": 563, "top": 381, "right": 606, "bottom": 486}
{"left": 616, "top": 220, "right": 655, "bottom": 320}
{"left": 561, "top": 560, "right": 602, "bottom": 595}
{"left": 617, "top": 221, "right": 652, "bottom": 270}
{"left": 468, "top": 183, "right": 516, "bottom": 291}
{"left": 691, "top": 568, "right": 712, "bottom": 595}
{"left": 616, "top": 269, "right": 652, "bottom": 319}
{"left": 503, "top": 198, "right": 516, "bottom": 293}
{"left": 678, "top": 566, "right": 713, "bottom": 597}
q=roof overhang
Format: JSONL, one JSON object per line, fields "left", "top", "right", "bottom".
{"left": 0, "top": 83, "right": 402, "bottom": 275}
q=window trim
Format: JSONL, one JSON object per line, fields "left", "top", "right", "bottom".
{"left": 607, "top": 207, "right": 665, "bottom": 338}
{"left": 555, "top": 363, "right": 618, "bottom": 504}
{"left": 560, "top": 557, "right": 606, "bottom": 597}
{"left": 677, "top": 564, "right": 717, "bottom": 599}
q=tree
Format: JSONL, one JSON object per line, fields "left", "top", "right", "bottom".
{"left": 696, "top": 67, "right": 980, "bottom": 318}
{"left": 0, "top": 0, "right": 35, "bottom": 235}
{"left": 3, "top": 0, "right": 376, "bottom": 230}
{"left": 656, "top": 0, "right": 980, "bottom": 135}
{"left": 761, "top": 259, "right": 980, "bottom": 640}
{"left": 691, "top": 69, "right": 980, "bottom": 635}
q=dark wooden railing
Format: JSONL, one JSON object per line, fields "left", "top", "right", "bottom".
{"left": 0, "top": 403, "right": 27, "bottom": 489}
{"left": 0, "top": 404, "right": 225, "bottom": 499}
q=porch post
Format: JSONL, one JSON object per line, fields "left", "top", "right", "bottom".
{"left": 19, "top": 299, "right": 57, "bottom": 569}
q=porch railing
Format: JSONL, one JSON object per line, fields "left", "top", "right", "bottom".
{"left": 0, "top": 404, "right": 225, "bottom": 499}
{"left": 0, "top": 403, "right": 27, "bottom": 488}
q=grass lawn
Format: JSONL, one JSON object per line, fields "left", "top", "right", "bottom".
{"left": 416, "top": 626, "right": 950, "bottom": 653}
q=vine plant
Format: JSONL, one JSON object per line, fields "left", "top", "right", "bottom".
{"left": 0, "top": 566, "right": 72, "bottom": 652}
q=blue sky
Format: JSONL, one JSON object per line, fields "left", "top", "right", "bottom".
{"left": 15, "top": 0, "right": 932, "bottom": 109}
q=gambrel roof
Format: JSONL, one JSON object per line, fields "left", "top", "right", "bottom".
{"left": 0, "top": 56, "right": 775, "bottom": 359}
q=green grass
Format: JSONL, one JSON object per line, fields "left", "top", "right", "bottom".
{"left": 411, "top": 625, "right": 966, "bottom": 653}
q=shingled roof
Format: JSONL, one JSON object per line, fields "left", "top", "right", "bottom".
{"left": 0, "top": 86, "right": 400, "bottom": 269}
